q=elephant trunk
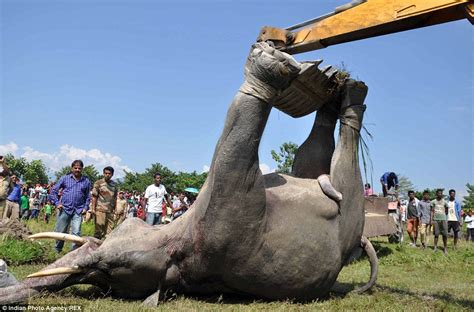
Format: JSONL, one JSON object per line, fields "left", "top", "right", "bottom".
{"left": 354, "top": 236, "right": 378, "bottom": 293}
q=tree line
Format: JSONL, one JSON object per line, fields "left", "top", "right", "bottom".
{"left": 271, "top": 142, "right": 474, "bottom": 210}
{"left": 4, "top": 150, "right": 473, "bottom": 209}
{"left": 2, "top": 154, "right": 207, "bottom": 194}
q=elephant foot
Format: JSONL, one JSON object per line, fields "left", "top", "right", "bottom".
{"left": 339, "top": 79, "right": 367, "bottom": 133}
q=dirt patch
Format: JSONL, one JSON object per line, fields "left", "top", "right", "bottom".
{"left": 0, "top": 219, "right": 32, "bottom": 240}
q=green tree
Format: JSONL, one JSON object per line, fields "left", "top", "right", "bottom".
{"left": 396, "top": 174, "right": 416, "bottom": 199}
{"left": 4, "top": 154, "right": 49, "bottom": 185}
{"left": 414, "top": 188, "right": 440, "bottom": 201}
{"left": 119, "top": 163, "right": 208, "bottom": 193}
{"left": 83, "top": 165, "right": 101, "bottom": 185}
{"left": 23, "top": 160, "right": 49, "bottom": 185}
{"left": 173, "top": 171, "right": 207, "bottom": 193}
{"left": 54, "top": 166, "right": 70, "bottom": 181}
{"left": 271, "top": 142, "right": 299, "bottom": 174}
{"left": 120, "top": 171, "right": 153, "bottom": 193}
{"left": 462, "top": 183, "right": 474, "bottom": 209}
{"left": 120, "top": 163, "right": 174, "bottom": 193}
{"left": 145, "top": 163, "right": 175, "bottom": 189}
{"left": 3, "top": 154, "right": 28, "bottom": 177}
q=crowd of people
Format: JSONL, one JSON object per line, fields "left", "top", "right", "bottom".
{"left": 0, "top": 157, "right": 195, "bottom": 253}
{"left": 1, "top": 158, "right": 472, "bottom": 255}
{"left": 364, "top": 171, "right": 473, "bottom": 254}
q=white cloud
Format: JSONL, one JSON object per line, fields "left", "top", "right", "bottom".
{"left": 259, "top": 163, "right": 274, "bottom": 174}
{"left": 202, "top": 165, "right": 210, "bottom": 173}
{"left": 0, "top": 142, "right": 19, "bottom": 156}
{"left": 0, "top": 142, "right": 131, "bottom": 179}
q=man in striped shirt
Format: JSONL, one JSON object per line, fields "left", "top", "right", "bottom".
{"left": 49, "top": 159, "right": 91, "bottom": 252}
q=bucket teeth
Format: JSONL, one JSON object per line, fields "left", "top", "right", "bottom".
{"left": 325, "top": 68, "right": 339, "bottom": 79}
{"left": 301, "top": 60, "right": 324, "bottom": 67}
{"left": 273, "top": 61, "right": 338, "bottom": 118}
{"left": 321, "top": 65, "right": 333, "bottom": 73}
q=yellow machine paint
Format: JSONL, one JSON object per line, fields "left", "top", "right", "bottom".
{"left": 258, "top": 0, "right": 473, "bottom": 54}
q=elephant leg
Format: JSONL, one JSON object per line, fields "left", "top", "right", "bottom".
{"left": 188, "top": 42, "right": 301, "bottom": 282}
{"left": 292, "top": 99, "right": 340, "bottom": 179}
{"left": 330, "top": 79, "right": 367, "bottom": 195}
{"left": 197, "top": 92, "right": 272, "bottom": 222}
{"left": 194, "top": 42, "right": 300, "bottom": 230}
{"left": 329, "top": 79, "right": 368, "bottom": 256}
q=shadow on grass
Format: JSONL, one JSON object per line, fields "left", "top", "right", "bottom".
{"left": 374, "top": 245, "right": 393, "bottom": 259}
{"left": 58, "top": 284, "right": 343, "bottom": 306}
{"left": 377, "top": 284, "right": 474, "bottom": 310}
{"left": 59, "top": 285, "right": 113, "bottom": 299}
{"left": 329, "top": 281, "right": 357, "bottom": 296}
{"left": 61, "top": 285, "right": 264, "bottom": 305}
{"left": 330, "top": 282, "right": 474, "bottom": 309}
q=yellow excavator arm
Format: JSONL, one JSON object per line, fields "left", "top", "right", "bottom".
{"left": 258, "top": 0, "right": 473, "bottom": 54}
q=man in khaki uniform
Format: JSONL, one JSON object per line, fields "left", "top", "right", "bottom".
{"left": 0, "top": 157, "right": 11, "bottom": 219}
{"left": 114, "top": 191, "right": 127, "bottom": 226}
{"left": 91, "top": 166, "right": 118, "bottom": 239}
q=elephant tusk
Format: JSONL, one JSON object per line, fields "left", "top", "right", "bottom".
{"left": 27, "top": 266, "right": 83, "bottom": 278}
{"left": 29, "top": 232, "right": 87, "bottom": 245}
{"left": 354, "top": 236, "right": 378, "bottom": 293}
{"left": 317, "top": 174, "right": 342, "bottom": 202}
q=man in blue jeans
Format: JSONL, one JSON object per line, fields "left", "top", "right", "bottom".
{"left": 49, "top": 160, "right": 91, "bottom": 252}
{"left": 143, "top": 173, "right": 173, "bottom": 225}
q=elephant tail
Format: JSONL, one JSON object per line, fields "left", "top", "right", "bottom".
{"left": 354, "top": 236, "right": 378, "bottom": 293}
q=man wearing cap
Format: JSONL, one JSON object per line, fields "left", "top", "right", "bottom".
{"left": 90, "top": 166, "right": 118, "bottom": 239}
{"left": 114, "top": 191, "right": 127, "bottom": 226}
{"left": 4, "top": 175, "right": 21, "bottom": 220}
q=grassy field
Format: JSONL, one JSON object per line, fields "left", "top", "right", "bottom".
{"left": 3, "top": 218, "right": 474, "bottom": 311}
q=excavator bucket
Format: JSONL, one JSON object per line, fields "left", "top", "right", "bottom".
{"left": 273, "top": 61, "right": 340, "bottom": 118}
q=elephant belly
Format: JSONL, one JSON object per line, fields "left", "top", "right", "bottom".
{"left": 220, "top": 176, "right": 343, "bottom": 300}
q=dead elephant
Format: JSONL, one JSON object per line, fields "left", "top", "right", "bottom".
{"left": 0, "top": 42, "right": 377, "bottom": 305}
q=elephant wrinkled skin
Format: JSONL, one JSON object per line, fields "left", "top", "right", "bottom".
{"left": 0, "top": 42, "right": 377, "bottom": 305}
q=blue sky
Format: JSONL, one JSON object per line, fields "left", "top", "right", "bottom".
{"left": 1, "top": 0, "right": 472, "bottom": 197}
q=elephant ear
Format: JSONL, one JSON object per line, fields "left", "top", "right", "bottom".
{"left": 240, "top": 42, "right": 301, "bottom": 103}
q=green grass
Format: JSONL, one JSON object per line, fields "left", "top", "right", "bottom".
{"left": 0, "top": 237, "right": 55, "bottom": 265}
{"left": 21, "top": 217, "right": 95, "bottom": 237}
{"left": 4, "top": 219, "right": 474, "bottom": 311}
{"left": 0, "top": 217, "right": 95, "bottom": 265}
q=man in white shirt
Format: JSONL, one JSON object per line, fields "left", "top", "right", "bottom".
{"left": 465, "top": 210, "right": 474, "bottom": 242}
{"left": 143, "top": 173, "right": 173, "bottom": 226}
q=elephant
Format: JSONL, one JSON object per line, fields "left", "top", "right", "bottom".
{"left": 0, "top": 42, "right": 377, "bottom": 305}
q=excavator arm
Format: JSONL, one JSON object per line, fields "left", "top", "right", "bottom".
{"left": 258, "top": 0, "right": 473, "bottom": 55}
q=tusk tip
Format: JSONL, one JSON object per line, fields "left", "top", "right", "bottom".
{"left": 27, "top": 266, "right": 82, "bottom": 278}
